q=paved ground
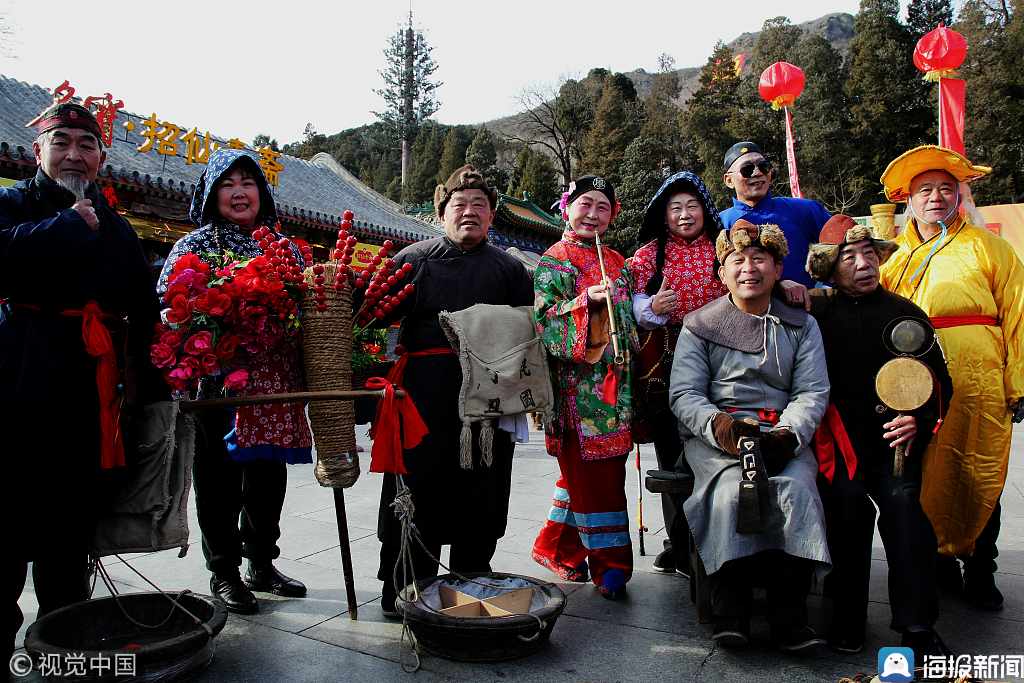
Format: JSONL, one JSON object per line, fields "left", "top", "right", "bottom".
{"left": 14, "top": 424, "right": 1024, "bottom": 682}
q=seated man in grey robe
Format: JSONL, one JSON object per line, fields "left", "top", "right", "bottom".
{"left": 669, "top": 219, "right": 831, "bottom": 651}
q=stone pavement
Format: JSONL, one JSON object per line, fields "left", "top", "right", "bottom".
{"left": 14, "top": 424, "right": 1024, "bottom": 682}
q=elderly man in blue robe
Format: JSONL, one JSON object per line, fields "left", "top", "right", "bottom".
{"left": 669, "top": 219, "right": 831, "bottom": 651}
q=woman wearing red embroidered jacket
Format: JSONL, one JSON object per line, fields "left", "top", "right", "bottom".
{"left": 630, "top": 172, "right": 726, "bottom": 575}
{"left": 531, "top": 175, "right": 638, "bottom": 600}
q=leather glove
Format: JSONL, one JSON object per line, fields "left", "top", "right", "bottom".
{"left": 712, "top": 413, "right": 761, "bottom": 455}
{"left": 1011, "top": 398, "right": 1024, "bottom": 424}
{"left": 759, "top": 429, "right": 799, "bottom": 476}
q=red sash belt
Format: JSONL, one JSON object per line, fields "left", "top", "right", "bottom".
{"left": 1, "top": 299, "right": 124, "bottom": 469}
{"left": 367, "top": 345, "right": 453, "bottom": 475}
{"left": 724, "top": 407, "right": 781, "bottom": 427}
{"left": 812, "top": 403, "right": 857, "bottom": 484}
{"left": 931, "top": 315, "right": 998, "bottom": 329}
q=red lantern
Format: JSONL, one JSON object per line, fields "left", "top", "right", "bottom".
{"left": 759, "top": 62, "right": 805, "bottom": 110}
{"left": 914, "top": 23, "right": 966, "bottom": 81}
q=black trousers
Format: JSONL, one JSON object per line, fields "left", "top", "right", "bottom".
{"left": 963, "top": 496, "right": 1001, "bottom": 576}
{"left": 193, "top": 409, "right": 287, "bottom": 577}
{"left": 651, "top": 414, "right": 685, "bottom": 563}
{"left": 378, "top": 537, "right": 498, "bottom": 602}
{"left": 711, "top": 550, "right": 813, "bottom": 627}
{"left": 821, "top": 450, "right": 938, "bottom": 630}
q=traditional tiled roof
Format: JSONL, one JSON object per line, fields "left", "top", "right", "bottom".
{"left": 496, "top": 192, "right": 562, "bottom": 234}
{"left": 0, "top": 75, "right": 441, "bottom": 242}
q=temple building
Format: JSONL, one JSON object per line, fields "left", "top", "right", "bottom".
{"left": 0, "top": 76, "right": 563, "bottom": 270}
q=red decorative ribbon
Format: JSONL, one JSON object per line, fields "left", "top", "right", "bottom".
{"left": 724, "top": 407, "right": 781, "bottom": 426}
{"left": 930, "top": 315, "right": 997, "bottom": 329}
{"left": 812, "top": 404, "right": 857, "bottom": 484}
{"left": 601, "top": 364, "right": 618, "bottom": 406}
{"left": 366, "top": 345, "right": 453, "bottom": 475}
{"left": 2, "top": 298, "right": 124, "bottom": 469}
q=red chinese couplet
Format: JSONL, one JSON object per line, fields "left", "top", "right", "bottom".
{"left": 784, "top": 107, "right": 802, "bottom": 198}
{"left": 939, "top": 78, "right": 966, "bottom": 155}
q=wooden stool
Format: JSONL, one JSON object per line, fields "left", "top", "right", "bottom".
{"left": 644, "top": 470, "right": 712, "bottom": 624}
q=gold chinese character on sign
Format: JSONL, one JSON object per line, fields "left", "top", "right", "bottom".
{"left": 182, "top": 127, "right": 214, "bottom": 165}
{"left": 135, "top": 113, "right": 161, "bottom": 152}
{"left": 133, "top": 114, "right": 181, "bottom": 156}
{"left": 83, "top": 93, "right": 123, "bottom": 147}
{"left": 226, "top": 138, "right": 245, "bottom": 150}
{"left": 157, "top": 122, "right": 180, "bottom": 155}
{"left": 258, "top": 148, "right": 284, "bottom": 186}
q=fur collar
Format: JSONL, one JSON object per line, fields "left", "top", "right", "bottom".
{"left": 685, "top": 295, "right": 807, "bottom": 353}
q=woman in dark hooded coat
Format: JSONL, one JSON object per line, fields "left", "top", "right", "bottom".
{"left": 629, "top": 171, "right": 726, "bottom": 574}
{"left": 158, "top": 149, "right": 311, "bottom": 614}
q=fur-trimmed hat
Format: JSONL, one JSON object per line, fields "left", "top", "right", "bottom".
{"left": 805, "top": 215, "right": 898, "bottom": 282}
{"left": 716, "top": 218, "right": 788, "bottom": 263}
{"left": 434, "top": 165, "right": 497, "bottom": 218}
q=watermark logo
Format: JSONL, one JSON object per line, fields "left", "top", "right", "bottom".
{"left": 8, "top": 652, "right": 137, "bottom": 678}
{"left": 878, "top": 647, "right": 915, "bottom": 682}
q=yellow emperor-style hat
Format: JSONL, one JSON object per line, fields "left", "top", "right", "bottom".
{"left": 880, "top": 145, "right": 991, "bottom": 202}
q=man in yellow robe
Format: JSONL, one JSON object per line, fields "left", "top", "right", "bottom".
{"left": 878, "top": 145, "right": 1024, "bottom": 611}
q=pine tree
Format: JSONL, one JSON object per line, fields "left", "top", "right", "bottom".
{"left": 846, "top": 0, "right": 934, "bottom": 210}
{"left": 511, "top": 147, "right": 560, "bottom": 212}
{"left": 605, "top": 136, "right": 665, "bottom": 256}
{"left": 577, "top": 78, "right": 641, "bottom": 186}
{"left": 640, "top": 54, "right": 686, "bottom": 173}
{"left": 465, "top": 125, "right": 505, "bottom": 190}
{"left": 680, "top": 41, "right": 744, "bottom": 208}
{"left": 906, "top": 0, "right": 954, "bottom": 38}
{"left": 792, "top": 36, "right": 860, "bottom": 213}
{"left": 403, "top": 123, "right": 446, "bottom": 205}
{"left": 373, "top": 12, "right": 442, "bottom": 185}
{"left": 436, "top": 126, "right": 473, "bottom": 185}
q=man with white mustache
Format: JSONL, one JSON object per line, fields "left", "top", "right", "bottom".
{"left": 0, "top": 102, "right": 165, "bottom": 669}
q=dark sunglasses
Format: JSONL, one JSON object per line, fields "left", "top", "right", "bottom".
{"left": 734, "top": 160, "right": 772, "bottom": 178}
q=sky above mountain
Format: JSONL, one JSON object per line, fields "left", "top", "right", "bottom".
{"left": 0, "top": 0, "right": 910, "bottom": 145}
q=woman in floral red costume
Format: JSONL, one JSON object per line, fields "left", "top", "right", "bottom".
{"left": 158, "top": 149, "right": 311, "bottom": 614}
{"left": 630, "top": 172, "right": 726, "bottom": 575}
{"left": 531, "top": 175, "right": 638, "bottom": 600}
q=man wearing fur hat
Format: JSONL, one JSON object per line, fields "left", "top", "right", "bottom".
{"left": 720, "top": 141, "right": 831, "bottom": 306}
{"left": 804, "top": 215, "right": 953, "bottom": 659}
{"left": 878, "top": 146, "right": 1024, "bottom": 612}
{"left": 371, "top": 165, "right": 533, "bottom": 617}
{"left": 0, "top": 102, "right": 165, "bottom": 668}
{"left": 670, "top": 219, "right": 830, "bottom": 650}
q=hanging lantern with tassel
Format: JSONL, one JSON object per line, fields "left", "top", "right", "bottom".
{"left": 914, "top": 23, "right": 967, "bottom": 82}
{"left": 759, "top": 61, "right": 805, "bottom": 198}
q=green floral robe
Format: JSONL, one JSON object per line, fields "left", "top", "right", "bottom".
{"left": 534, "top": 229, "right": 637, "bottom": 459}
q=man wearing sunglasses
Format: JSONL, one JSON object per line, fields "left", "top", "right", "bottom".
{"left": 720, "top": 142, "right": 831, "bottom": 309}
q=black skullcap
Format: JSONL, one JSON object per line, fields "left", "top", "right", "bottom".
{"left": 723, "top": 141, "right": 764, "bottom": 171}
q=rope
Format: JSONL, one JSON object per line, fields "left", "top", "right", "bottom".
{"left": 92, "top": 557, "right": 213, "bottom": 636}
{"left": 389, "top": 477, "right": 552, "bottom": 671}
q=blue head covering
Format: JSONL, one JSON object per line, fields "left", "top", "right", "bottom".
{"left": 637, "top": 171, "right": 723, "bottom": 247}
{"left": 189, "top": 148, "right": 278, "bottom": 229}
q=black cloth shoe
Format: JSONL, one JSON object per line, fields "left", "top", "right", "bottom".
{"left": 902, "top": 628, "right": 954, "bottom": 660}
{"left": 211, "top": 574, "right": 259, "bottom": 614}
{"left": 826, "top": 618, "right": 865, "bottom": 654}
{"left": 771, "top": 624, "right": 826, "bottom": 652}
{"left": 712, "top": 617, "right": 750, "bottom": 647}
{"left": 964, "top": 571, "right": 1004, "bottom": 610}
{"left": 245, "top": 562, "right": 307, "bottom": 598}
{"left": 381, "top": 594, "right": 400, "bottom": 619}
{"left": 653, "top": 548, "right": 676, "bottom": 574}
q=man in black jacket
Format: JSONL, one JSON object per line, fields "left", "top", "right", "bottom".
{"left": 0, "top": 103, "right": 165, "bottom": 672}
{"left": 805, "top": 215, "right": 953, "bottom": 661}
